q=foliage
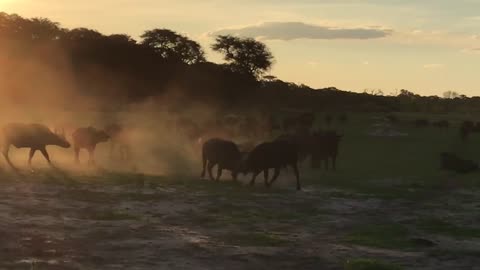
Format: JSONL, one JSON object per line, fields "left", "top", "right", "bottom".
{"left": 212, "top": 35, "right": 274, "bottom": 78}
{"left": 0, "top": 12, "right": 479, "bottom": 113}
{"left": 141, "top": 28, "right": 205, "bottom": 64}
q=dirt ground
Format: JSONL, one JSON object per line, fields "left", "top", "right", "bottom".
{"left": 0, "top": 166, "right": 479, "bottom": 270}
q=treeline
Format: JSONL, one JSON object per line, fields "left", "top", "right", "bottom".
{"left": 0, "top": 12, "right": 479, "bottom": 113}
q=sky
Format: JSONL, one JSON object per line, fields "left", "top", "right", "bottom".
{"left": 1, "top": 0, "right": 480, "bottom": 96}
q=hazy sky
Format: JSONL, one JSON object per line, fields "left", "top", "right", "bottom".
{"left": 2, "top": 0, "right": 480, "bottom": 96}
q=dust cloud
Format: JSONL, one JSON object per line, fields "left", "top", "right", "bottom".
{"left": 0, "top": 40, "right": 222, "bottom": 178}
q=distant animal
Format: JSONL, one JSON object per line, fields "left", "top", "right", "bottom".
{"left": 338, "top": 114, "right": 348, "bottom": 124}
{"left": 414, "top": 119, "right": 430, "bottom": 128}
{"left": 440, "top": 152, "right": 478, "bottom": 174}
{"left": 277, "top": 130, "right": 343, "bottom": 170}
{"left": 283, "top": 112, "right": 315, "bottom": 133}
{"left": 386, "top": 114, "right": 399, "bottom": 124}
{"left": 275, "top": 133, "right": 316, "bottom": 164}
{"left": 244, "top": 140, "right": 300, "bottom": 190}
{"left": 460, "top": 121, "right": 475, "bottom": 141}
{"left": 105, "top": 123, "right": 131, "bottom": 161}
{"left": 72, "top": 127, "right": 110, "bottom": 165}
{"left": 432, "top": 120, "right": 449, "bottom": 129}
{"left": 1, "top": 123, "right": 71, "bottom": 168}
{"left": 201, "top": 138, "right": 244, "bottom": 181}
{"left": 325, "top": 114, "right": 333, "bottom": 126}
{"left": 311, "top": 130, "right": 343, "bottom": 170}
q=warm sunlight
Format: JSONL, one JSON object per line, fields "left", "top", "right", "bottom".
{"left": 0, "top": 2, "right": 479, "bottom": 270}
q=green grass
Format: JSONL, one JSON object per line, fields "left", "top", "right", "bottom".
{"left": 345, "top": 223, "right": 415, "bottom": 250}
{"left": 416, "top": 217, "right": 480, "bottom": 239}
{"left": 221, "top": 231, "right": 290, "bottom": 247}
{"left": 344, "top": 258, "right": 402, "bottom": 270}
{"left": 81, "top": 209, "right": 137, "bottom": 221}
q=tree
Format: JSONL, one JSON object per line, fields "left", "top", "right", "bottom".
{"left": 443, "top": 91, "right": 460, "bottom": 99}
{"left": 140, "top": 29, "right": 205, "bottom": 64}
{"left": 211, "top": 35, "right": 274, "bottom": 78}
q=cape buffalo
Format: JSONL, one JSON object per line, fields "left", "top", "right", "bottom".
{"left": 72, "top": 127, "right": 110, "bottom": 165}
{"left": 440, "top": 152, "right": 478, "bottom": 174}
{"left": 432, "top": 120, "right": 449, "bottom": 129}
{"left": 460, "top": 121, "right": 475, "bottom": 142}
{"left": 105, "top": 123, "right": 131, "bottom": 161}
{"left": 311, "top": 131, "right": 343, "bottom": 170}
{"left": 1, "top": 123, "right": 70, "bottom": 168}
{"left": 244, "top": 140, "right": 300, "bottom": 190}
{"left": 201, "top": 138, "right": 243, "bottom": 181}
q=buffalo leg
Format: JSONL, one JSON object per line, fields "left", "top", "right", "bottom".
{"left": 2, "top": 144, "right": 15, "bottom": 168}
{"left": 292, "top": 163, "right": 301, "bottom": 190}
{"left": 207, "top": 162, "right": 215, "bottom": 181}
{"left": 325, "top": 158, "right": 329, "bottom": 171}
{"left": 109, "top": 142, "right": 115, "bottom": 160}
{"left": 263, "top": 169, "right": 270, "bottom": 186}
{"left": 201, "top": 159, "right": 207, "bottom": 179}
{"left": 249, "top": 170, "right": 261, "bottom": 186}
{"left": 231, "top": 172, "right": 238, "bottom": 181}
{"left": 40, "top": 148, "right": 51, "bottom": 164}
{"left": 267, "top": 168, "right": 281, "bottom": 187}
{"left": 216, "top": 166, "right": 223, "bottom": 181}
{"left": 28, "top": 148, "right": 37, "bottom": 166}
{"left": 74, "top": 147, "right": 80, "bottom": 164}
{"left": 332, "top": 155, "right": 337, "bottom": 171}
{"left": 87, "top": 147, "right": 95, "bottom": 166}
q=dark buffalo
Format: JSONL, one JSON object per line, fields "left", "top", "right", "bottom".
{"left": 460, "top": 121, "right": 475, "bottom": 141}
{"left": 276, "top": 130, "right": 343, "bottom": 170}
{"left": 440, "top": 152, "right": 478, "bottom": 174}
{"left": 1, "top": 123, "right": 70, "bottom": 168}
{"left": 275, "top": 133, "right": 315, "bottom": 164}
{"left": 432, "top": 120, "right": 449, "bottom": 129}
{"left": 414, "top": 119, "right": 430, "bottom": 128}
{"left": 311, "top": 131, "right": 343, "bottom": 170}
{"left": 244, "top": 140, "right": 300, "bottom": 190}
{"left": 201, "top": 138, "right": 243, "bottom": 181}
{"left": 72, "top": 127, "right": 110, "bottom": 165}
{"left": 338, "top": 114, "right": 348, "bottom": 124}
{"left": 325, "top": 114, "right": 333, "bottom": 126}
{"left": 283, "top": 112, "right": 315, "bottom": 133}
{"left": 105, "top": 123, "right": 131, "bottom": 161}
{"left": 386, "top": 114, "right": 400, "bottom": 124}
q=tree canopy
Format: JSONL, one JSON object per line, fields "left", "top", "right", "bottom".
{"left": 140, "top": 29, "right": 205, "bottom": 64}
{"left": 212, "top": 35, "right": 274, "bottom": 78}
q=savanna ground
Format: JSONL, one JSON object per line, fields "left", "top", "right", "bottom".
{"left": 0, "top": 112, "right": 479, "bottom": 270}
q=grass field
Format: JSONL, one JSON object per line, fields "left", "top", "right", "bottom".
{"left": 0, "top": 112, "right": 479, "bottom": 269}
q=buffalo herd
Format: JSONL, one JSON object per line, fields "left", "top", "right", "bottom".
{"left": 1, "top": 123, "right": 125, "bottom": 169}
{"left": 1, "top": 112, "right": 479, "bottom": 189}
{"left": 199, "top": 112, "right": 344, "bottom": 190}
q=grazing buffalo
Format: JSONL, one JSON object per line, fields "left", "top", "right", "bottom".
{"left": 414, "top": 119, "right": 430, "bottom": 128}
{"left": 440, "top": 152, "right": 478, "bottom": 174}
{"left": 1, "top": 123, "right": 70, "bottom": 168}
{"left": 244, "top": 140, "right": 300, "bottom": 190}
{"left": 311, "top": 131, "right": 343, "bottom": 170}
{"left": 283, "top": 112, "right": 315, "bottom": 133}
{"left": 432, "top": 120, "right": 449, "bottom": 129}
{"left": 72, "top": 127, "right": 110, "bottom": 165}
{"left": 201, "top": 138, "right": 244, "bottom": 181}
{"left": 338, "top": 114, "right": 348, "bottom": 124}
{"left": 105, "top": 123, "right": 131, "bottom": 161}
{"left": 386, "top": 114, "right": 400, "bottom": 124}
{"left": 460, "top": 121, "right": 475, "bottom": 141}
{"left": 325, "top": 114, "right": 333, "bottom": 126}
{"left": 276, "top": 130, "right": 343, "bottom": 170}
{"left": 275, "top": 133, "right": 315, "bottom": 164}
